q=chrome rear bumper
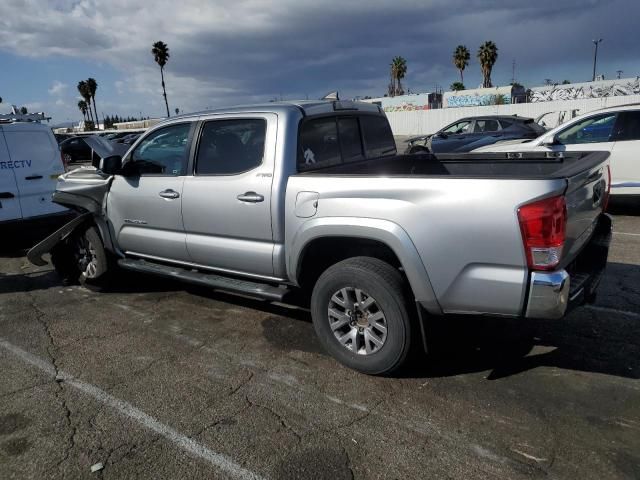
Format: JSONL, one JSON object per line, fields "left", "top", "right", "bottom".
{"left": 524, "top": 214, "right": 612, "bottom": 319}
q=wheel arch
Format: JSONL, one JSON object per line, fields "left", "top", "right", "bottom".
{"left": 288, "top": 217, "right": 441, "bottom": 314}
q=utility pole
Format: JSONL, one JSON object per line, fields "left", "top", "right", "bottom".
{"left": 511, "top": 59, "right": 516, "bottom": 84}
{"left": 592, "top": 38, "right": 603, "bottom": 81}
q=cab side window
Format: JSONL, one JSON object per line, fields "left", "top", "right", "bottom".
{"left": 555, "top": 114, "right": 617, "bottom": 145}
{"left": 474, "top": 119, "right": 500, "bottom": 133}
{"left": 195, "top": 119, "right": 266, "bottom": 175}
{"left": 130, "top": 123, "right": 191, "bottom": 175}
{"left": 613, "top": 111, "right": 640, "bottom": 141}
{"left": 442, "top": 121, "right": 472, "bottom": 134}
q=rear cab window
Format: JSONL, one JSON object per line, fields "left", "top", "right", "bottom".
{"left": 298, "top": 114, "right": 395, "bottom": 172}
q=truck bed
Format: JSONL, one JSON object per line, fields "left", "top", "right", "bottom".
{"left": 297, "top": 151, "right": 609, "bottom": 180}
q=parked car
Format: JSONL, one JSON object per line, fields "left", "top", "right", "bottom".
{"left": 54, "top": 132, "right": 74, "bottom": 143}
{"left": 28, "top": 101, "right": 612, "bottom": 375}
{"left": 0, "top": 120, "right": 69, "bottom": 233}
{"left": 474, "top": 104, "right": 640, "bottom": 197}
{"left": 60, "top": 136, "right": 93, "bottom": 163}
{"left": 405, "top": 115, "right": 546, "bottom": 154}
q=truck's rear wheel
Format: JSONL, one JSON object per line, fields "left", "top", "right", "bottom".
{"left": 51, "top": 225, "right": 111, "bottom": 290}
{"left": 311, "top": 257, "right": 413, "bottom": 375}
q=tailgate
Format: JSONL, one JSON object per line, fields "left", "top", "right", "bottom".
{"left": 560, "top": 156, "right": 610, "bottom": 268}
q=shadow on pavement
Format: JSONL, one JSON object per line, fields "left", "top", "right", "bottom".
{"left": 608, "top": 197, "right": 639, "bottom": 216}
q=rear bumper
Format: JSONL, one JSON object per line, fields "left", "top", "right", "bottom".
{"left": 525, "top": 214, "right": 612, "bottom": 319}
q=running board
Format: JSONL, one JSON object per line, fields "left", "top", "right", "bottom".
{"left": 117, "top": 258, "right": 289, "bottom": 302}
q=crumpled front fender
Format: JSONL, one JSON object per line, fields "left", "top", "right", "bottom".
{"left": 26, "top": 212, "right": 93, "bottom": 266}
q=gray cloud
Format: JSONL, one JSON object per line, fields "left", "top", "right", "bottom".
{"left": 0, "top": 0, "right": 638, "bottom": 119}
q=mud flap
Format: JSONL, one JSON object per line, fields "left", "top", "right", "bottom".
{"left": 26, "top": 212, "right": 92, "bottom": 266}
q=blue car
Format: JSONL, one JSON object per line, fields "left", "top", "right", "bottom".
{"left": 405, "top": 115, "right": 547, "bottom": 154}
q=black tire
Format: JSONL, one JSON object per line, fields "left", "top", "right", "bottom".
{"left": 51, "top": 225, "right": 112, "bottom": 290}
{"left": 409, "top": 145, "right": 430, "bottom": 154}
{"left": 310, "top": 257, "right": 413, "bottom": 375}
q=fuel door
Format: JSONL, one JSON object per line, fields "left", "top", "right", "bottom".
{"left": 295, "top": 191, "right": 319, "bottom": 218}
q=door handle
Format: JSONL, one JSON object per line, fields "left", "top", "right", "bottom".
{"left": 159, "top": 189, "right": 180, "bottom": 199}
{"left": 0, "top": 192, "right": 15, "bottom": 199}
{"left": 237, "top": 191, "right": 264, "bottom": 203}
{"left": 25, "top": 175, "right": 43, "bottom": 180}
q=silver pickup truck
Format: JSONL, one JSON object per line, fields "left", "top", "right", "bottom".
{"left": 28, "top": 100, "right": 612, "bottom": 374}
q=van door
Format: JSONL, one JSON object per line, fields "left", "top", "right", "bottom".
{"left": 182, "top": 114, "right": 276, "bottom": 278}
{"left": 0, "top": 131, "right": 22, "bottom": 222}
{"left": 3, "top": 128, "right": 66, "bottom": 219}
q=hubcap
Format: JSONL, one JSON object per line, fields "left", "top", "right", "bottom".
{"left": 74, "top": 236, "right": 98, "bottom": 278}
{"left": 328, "top": 287, "right": 388, "bottom": 355}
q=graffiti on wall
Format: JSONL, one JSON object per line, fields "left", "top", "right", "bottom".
{"left": 531, "top": 78, "right": 640, "bottom": 102}
{"left": 446, "top": 94, "right": 511, "bottom": 108}
{"left": 383, "top": 103, "right": 431, "bottom": 112}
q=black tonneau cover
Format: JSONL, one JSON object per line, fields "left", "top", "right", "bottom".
{"left": 297, "top": 151, "right": 609, "bottom": 180}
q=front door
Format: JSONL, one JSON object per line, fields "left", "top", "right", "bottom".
{"left": 0, "top": 132, "right": 22, "bottom": 222}
{"left": 610, "top": 110, "right": 640, "bottom": 195}
{"left": 107, "top": 122, "right": 194, "bottom": 261}
{"left": 182, "top": 114, "right": 276, "bottom": 278}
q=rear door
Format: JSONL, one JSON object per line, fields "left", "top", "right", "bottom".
{"left": 107, "top": 122, "right": 194, "bottom": 261}
{"left": 0, "top": 130, "right": 22, "bottom": 222}
{"left": 182, "top": 114, "right": 276, "bottom": 277}
{"left": 610, "top": 110, "right": 640, "bottom": 195}
{"left": 2, "top": 127, "right": 66, "bottom": 220}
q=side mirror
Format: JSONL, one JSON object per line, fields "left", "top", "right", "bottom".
{"left": 99, "top": 155, "right": 122, "bottom": 175}
{"left": 541, "top": 135, "right": 558, "bottom": 146}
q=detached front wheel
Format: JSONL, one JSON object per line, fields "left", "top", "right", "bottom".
{"left": 51, "top": 225, "right": 111, "bottom": 289}
{"left": 311, "top": 257, "right": 413, "bottom": 375}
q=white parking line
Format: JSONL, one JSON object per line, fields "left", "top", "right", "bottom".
{"left": 585, "top": 305, "right": 640, "bottom": 319}
{"left": 614, "top": 232, "right": 640, "bottom": 237}
{"left": 0, "top": 338, "right": 264, "bottom": 480}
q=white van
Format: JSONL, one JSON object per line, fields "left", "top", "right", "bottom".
{"left": 0, "top": 121, "right": 69, "bottom": 231}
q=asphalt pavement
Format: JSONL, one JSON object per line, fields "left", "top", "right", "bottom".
{"left": 0, "top": 202, "right": 638, "bottom": 479}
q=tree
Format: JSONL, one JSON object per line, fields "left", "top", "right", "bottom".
{"left": 562, "top": 79, "right": 571, "bottom": 84}
{"left": 450, "top": 81, "right": 465, "bottom": 91}
{"left": 77, "top": 100, "right": 88, "bottom": 121}
{"left": 19, "top": 106, "right": 28, "bottom": 114}
{"left": 77, "top": 81, "right": 94, "bottom": 126}
{"left": 453, "top": 45, "right": 470, "bottom": 83}
{"left": 152, "top": 41, "right": 171, "bottom": 117}
{"left": 477, "top": 41, "right": 498, "bottom": 88}
{"left": 175, "top": 107, "right": 180, "bottom": 115}
{"left": 86, "top": 78, "right": 99, "bottom": 129}
{"left": 388, "top": 56, "right": 407, "bottom": 97}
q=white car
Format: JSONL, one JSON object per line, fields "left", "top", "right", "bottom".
{"left": 474, "top": 104, "right": 640, "bottom": 197}
{"left": 0, "top": 120, "right": 69, "bottom": 231}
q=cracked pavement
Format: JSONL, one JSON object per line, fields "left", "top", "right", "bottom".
{"left": 0, "top": 203, "right": 639, "bottom": 479}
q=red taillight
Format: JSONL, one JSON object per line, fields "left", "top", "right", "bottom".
{"left": 603, "top": 164, "right": 611, "bottom": 212}
{"left": 517, "top": 195, "right": 566, "bottom": 271}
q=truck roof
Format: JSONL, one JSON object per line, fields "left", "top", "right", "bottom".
{"left": 166, "top": 100, "right": 383, "bottom": 123}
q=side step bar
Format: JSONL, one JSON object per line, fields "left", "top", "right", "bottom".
{"left": 117, "top": 258, "right": 289, "bottom": 302}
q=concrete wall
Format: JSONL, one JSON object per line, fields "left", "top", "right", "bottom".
{"left": 385, "top": 94, "right": 640, "bottom": 135}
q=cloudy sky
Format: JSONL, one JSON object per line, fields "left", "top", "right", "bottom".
{"left": 0, "top": 0, "right": 638, "bottom": 123}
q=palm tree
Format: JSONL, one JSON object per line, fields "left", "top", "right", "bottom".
{"left": 86, "top": 78, "right": 99, "bottom": 129}
{"left": 77, "top": 100, "right": 88, "bottom": 121}
{"left": 77, "top": 81, "right": 94, "bottom": 125}
{"left": 389, "top": 56, "right": 407, "bottom": 97}
{"left": 453, "top": 45, "right": 470, "bottom": 83}
{"left": 450, "top": 81, "right": 465, "bottom": 91}
{"left": 151, "top": 41, "right": 171, "bottom": 117}
{"left": 477, "top": 41, "right": 498, "bottom": 88}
